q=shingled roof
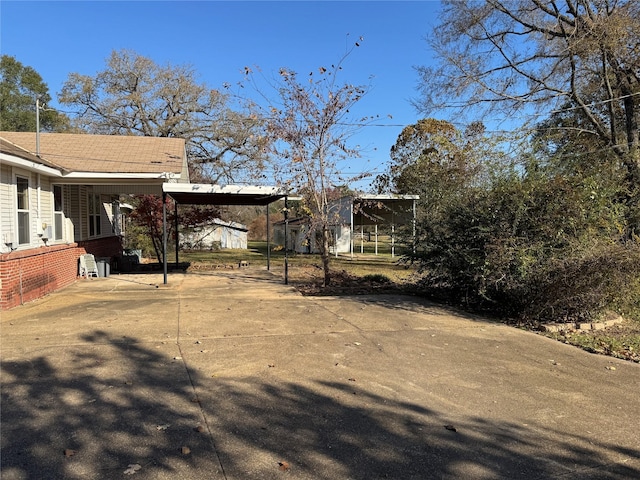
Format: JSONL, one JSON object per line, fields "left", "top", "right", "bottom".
{"left": 0, "top": 132, "right": 186, "bottom": 175}
{"left": 0, "top": 135, "right": 65, "bottom": 170}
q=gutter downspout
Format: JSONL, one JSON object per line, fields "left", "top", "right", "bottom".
{"left": 37, "top": 173, "right": 42, "bottom": 233}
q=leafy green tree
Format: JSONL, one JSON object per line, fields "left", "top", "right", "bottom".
{"left": 376, "top": 119, "right": 479, "bottom": 206}
{"left": 0, "top": 55, "right": 69, "bottom": 131}
{"left": 375, "top": 119, "right": 501, "bottom": 247}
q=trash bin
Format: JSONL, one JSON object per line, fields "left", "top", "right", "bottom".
{"left": 124, "top": 249, "right": 142, "bottom": 264}
{"left": 96, "top": 257, "right": 111, "bottom": 277}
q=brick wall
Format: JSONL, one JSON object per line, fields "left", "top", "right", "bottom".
{"left": 78, "top": 236, "right": 123, "bottom": 258}
{"left": 0, "top": 236, "right": 122, "bottom": 310}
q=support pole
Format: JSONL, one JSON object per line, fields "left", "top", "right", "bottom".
{"left": 284, "top": 196, "right": 289, "bottom": 285}
{"left": 266, "top": 205, "right": 271, "bottom": 271}
{"left": 391, "top": 224, "right": 395, "bottom": 259}
{"left": 375, "top": 224, "right": 378, "bottom": 255}
{"left": 350, "top": 201, "right": 354, "bottom": 259}
{"left": 163, "top": 192, "right": 168, "bottom": 284}
{"left": 412, "top": 199, "right": 417, "bottom": 255}
{"left": 36, "top": 97, "right": 41, "bottom": 156}
{"left": 174, "top": 201, "right": 179, "bottom": 265}
{"left": 391, "top": 209, "right": 396, "bottom": 259}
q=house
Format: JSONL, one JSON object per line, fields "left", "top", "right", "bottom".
{"left": 273, "top": 194, "right": 418, "bottom": 256}
{"left": 0, "top": 132, "right": 189, "bottom": 309}
{"left": 181, "top": 219, "right": 248, "bottom": 250}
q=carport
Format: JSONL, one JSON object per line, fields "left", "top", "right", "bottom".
{"left": 351, "top": 195, "right": 419, "bottom": 257}
{"left": 161, "top": 183, "right": 288, "bottom": 284}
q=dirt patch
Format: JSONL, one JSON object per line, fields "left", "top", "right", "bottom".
{"left": 291, "top": 267, "right": 412, "bottom": 296}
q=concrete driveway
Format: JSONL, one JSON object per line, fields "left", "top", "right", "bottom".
{"left": 1, "top": 268, "right": 639, "bottom": 479}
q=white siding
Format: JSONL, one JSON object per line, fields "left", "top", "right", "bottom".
{"left": 38, "top": 174, "right": 53, "bottom": 239}
{"left": 67, "top": 185, "right": 84, "bottom": 241}
{"left": 182, "top": 221, "right": 248, "bottom": 250}
{"left": 0, "top": 163, "right": 12, "bottom": 252}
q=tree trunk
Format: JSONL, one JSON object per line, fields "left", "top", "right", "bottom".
{"left": 321, "top": 225, "right": 331, "bottom": 287}
{"left": 151, "top": 233, "right": 164, "bottom": 266}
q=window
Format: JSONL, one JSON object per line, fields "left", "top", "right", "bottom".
{"left": 88, "top": 193, "right": 102, "bottom": 237}
{"left": 54, "top": 185, "right": 63, "bottom": 241}
{"left": 16, "top": 176, "right": 30, "bottom": 244}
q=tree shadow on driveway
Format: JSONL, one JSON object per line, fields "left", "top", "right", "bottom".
{"left": 197, "top": 376, "right": 640, "bottom": 480}
{"left": 1, "top": 330, "right": 221, "bottom": 479}
{"left": 2, "top": 330, "right": 638, "bottom": 479}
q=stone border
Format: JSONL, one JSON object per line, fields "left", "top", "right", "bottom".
{"left": 542, "top": 316, "right": 624, "bottom": 333}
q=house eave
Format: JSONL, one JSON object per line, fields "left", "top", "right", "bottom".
{"left": 0, "top": 152, "right": 64, "bottom": 177}
{"left": 60, "top": 172, "right": 185, "bottom": 184}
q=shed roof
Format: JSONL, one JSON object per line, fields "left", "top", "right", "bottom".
{"left": 163, "top": 183, "right": 286, "bottom": 206}
{"left": 352, "top": 195, "right": 417, "bottom": 225}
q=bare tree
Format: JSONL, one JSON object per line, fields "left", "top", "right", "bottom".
{"left": 246, "top": 39, "right": 374, "bottom": 286}
{"left": 58, "top": 49, "right": 269, "bottom": 183}
{"left": 417, "top": 1, "right": 640, "bottom": 200}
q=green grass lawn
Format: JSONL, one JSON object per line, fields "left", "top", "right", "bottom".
{"left": 175, "top": 240, "right": 416, "bottom": 283}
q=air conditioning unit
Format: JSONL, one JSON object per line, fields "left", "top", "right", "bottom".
{"left": 3, "top": 233, "right": 15, "bottom": 250}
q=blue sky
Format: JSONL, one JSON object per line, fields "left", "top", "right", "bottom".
{"left": 1, "top": 1, "right": 443, "bottom": 191}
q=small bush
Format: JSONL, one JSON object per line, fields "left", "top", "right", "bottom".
{"left": 362, "top": 273, "right": 391, "bottom": 284}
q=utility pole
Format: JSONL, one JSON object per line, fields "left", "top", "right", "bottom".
{"left": 36, "top": 97, "right": 41, "bottom": 156}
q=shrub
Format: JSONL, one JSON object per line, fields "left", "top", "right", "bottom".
{"left": 362, "top": 273, "right": 391, "bottom": 284}
{"left": 523, "top": 241, "right": 640, "bottom": 322}
{"left": 410, "top": 164, "right": 639, "bottom": 323}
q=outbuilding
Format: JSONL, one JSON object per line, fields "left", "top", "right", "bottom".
{"left": 273, "top": 194, "right": 418, "bottom": 257}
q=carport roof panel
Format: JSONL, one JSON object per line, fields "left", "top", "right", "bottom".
{"left": 162, "top": 183, "right": 286, "bottom": 206}
{"left": 352, "top": 195, "right": 418, "bottom": 225}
